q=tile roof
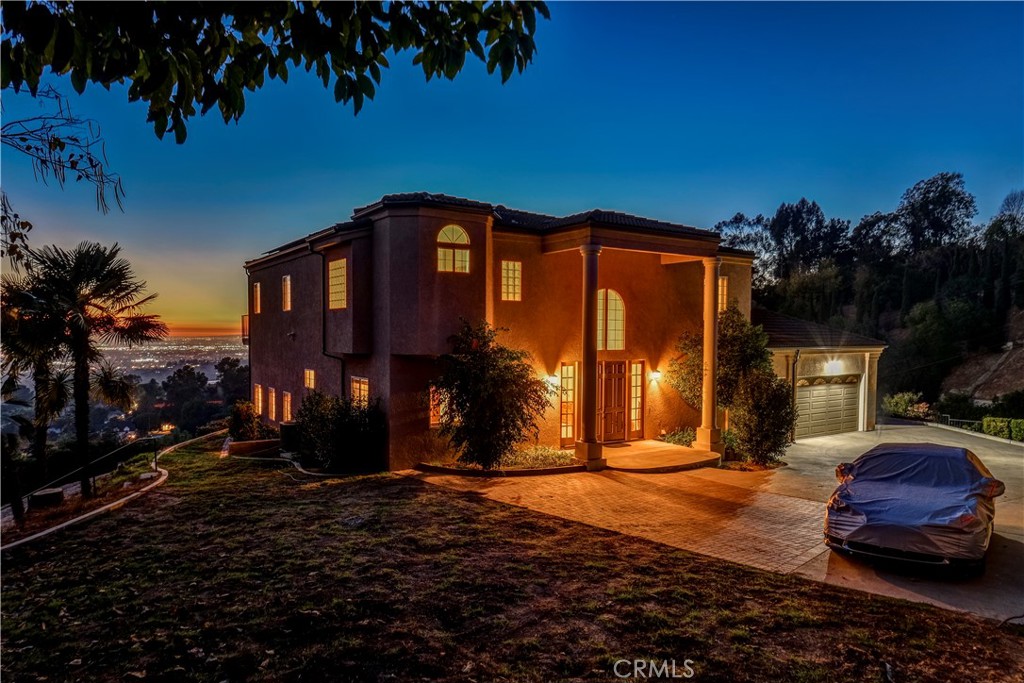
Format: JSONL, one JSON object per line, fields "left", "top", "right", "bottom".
{"left": 751, "top": 308, "right": 886, "bottom": 349}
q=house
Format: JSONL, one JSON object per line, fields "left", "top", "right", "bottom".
{"left": 242, "top": 192, "right": 876, "bottom": 471}
{"left": 752, "top": 308, "right": 887, "bottom": 439}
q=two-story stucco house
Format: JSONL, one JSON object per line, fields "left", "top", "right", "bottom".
{"left": 243, "top": 192, "right": 883, "bottom": 471}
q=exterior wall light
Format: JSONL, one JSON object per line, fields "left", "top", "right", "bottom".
{"left": 649, "top": 370, "right": 662, "bottom": 381}
{"left": 825, "top": 359, "right": 844, "bottom": 376}
{"left": 546, "top": 374, "right": 560, "bottom": 387}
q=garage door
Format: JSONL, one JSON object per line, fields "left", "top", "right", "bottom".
{"left": 795, "top": 380, "right": 859, "bottom": 439}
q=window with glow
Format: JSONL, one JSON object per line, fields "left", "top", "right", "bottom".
{"left": 268, "top": 387, "right": 276, "bottom": 421}
{"left": 597, "top": 289, "right": 625, "bottom": 351}
{"left": 304, "top": 369, "right": 315, "bottom": 390}
{"left": 351, "top": 377, "right": 369, "bottom": 405}
{"left": 328, "top": 258, "right": 347, "bottom": 309}
{"left": 254, "top": 384, "right": 263, "bottom": 414}
{"left": 630, "top": 361, "right": 644, "bottom": 434}
{"left": 437, "top": 225, "right": 470, "bottom": 273}
{"left": 252, "top": 282, "right": 261, "bottom": 314}
{"left": 717, "top": 275, "right": 729, "bottom": 312}
{"left": 282, "top": 391, "right": 292, "bottom": 422}
{"left": 429, "top": 386, "right": 447, "bottom": 427}
{"left": 559, "top": 363, "right": 576, "bottom": 446}
{"left": 501, "top": 260, "right": 522, "bottom": 301}
{"left": 282, "top": 275, "right": 292, "bottom": 312}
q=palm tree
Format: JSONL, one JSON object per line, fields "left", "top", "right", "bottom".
{"left": 26, "top": 242, "right": 167, "bottom": 497}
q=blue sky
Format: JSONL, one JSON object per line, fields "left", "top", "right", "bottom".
{"left": 2, "top": 1, "right": 1021, "bottom": 332}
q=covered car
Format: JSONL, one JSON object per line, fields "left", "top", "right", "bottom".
{"left": 824, "top": 443, "right": 1005, "bottom": 568}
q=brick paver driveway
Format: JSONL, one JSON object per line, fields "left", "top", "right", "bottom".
{"left": 405, "top": 468, "right": 826, "bottom": 573}
{"left": 407, "top": 425, "right": 1024, "bottom": 622}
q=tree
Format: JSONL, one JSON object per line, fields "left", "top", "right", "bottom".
{"left": 730, "top": 371, "right": 797, "bottom": 465}
{"left": 1, "top": 192, "right": 33, "bottom": 269}
{"left": 667, "top": 303, "right": 772, "bottom": 410}
{"left": 431, "top": 320, "right": 551, "bottom": 470}
{"left": 162, "top": 364, "right": 212, "bottom": 431}
{"left": 24, "top": 242, "right": 167, "bottom": 497}
{"left": 215, "top": 356, "right": 249, "bottom": 406}
{"left": 892, "top": 172, "right": 977, "bottom": 253}
{"left": 716, "top": 212, "right": 775, "bottom": 293}
{"left": 767, "top": 198, "right": 850, "bottom": 280}
{"left": 2, "top": 1, "right": 550, "bottom": 142}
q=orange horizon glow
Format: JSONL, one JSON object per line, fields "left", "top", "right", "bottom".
{"left": 166, "top": 324, "right": 241, "bottom": 338}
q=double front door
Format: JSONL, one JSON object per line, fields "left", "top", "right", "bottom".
{"left": 560, "top": 360, "right": 645, "bottom": 446}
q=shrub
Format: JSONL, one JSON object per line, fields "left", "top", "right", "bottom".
{"left": 197, "top": 416, "right": 229, "bottom": 436}
{"left": 228, "top": 400, "right": 272, "bottom": 441}
{"left": 881, "top": 392, "right": 927, "bottom": 418}
{"left": 294, "top": 390, "right": 386, "bottom": 472}
{"left": 730, "top": 370, "right": 797, "bottom": 465}
{"left": 662, "top": 427, "right": 696, "bottom": 447}
{"left": 991, "top": 390, "right": 1024, "bottom": 419}
{"left": 1011, "top": 419, "right": 1024, "bottom": 442}
{"left": 934, "top": 392, "right": 986, "bottom": 421}
{"left": 500, "top": 445, "right": 577, "bottom": 469}
{"left": 431, "top": 321, "right": 552, "bottom": 470}
{"left": 982, "top": 417, "right": 1011, "bottom": 439}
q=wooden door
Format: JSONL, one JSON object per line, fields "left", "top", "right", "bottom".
{"left": 598, "top": 361, "right": 627, "bottom": 442}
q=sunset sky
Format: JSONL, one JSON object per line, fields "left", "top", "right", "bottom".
{"left": 2, "top": 2, "right": 1021, "bottom": 336}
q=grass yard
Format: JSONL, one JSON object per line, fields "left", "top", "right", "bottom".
{"left": 2, "top": 435, "right": 1022, "bottom": 682}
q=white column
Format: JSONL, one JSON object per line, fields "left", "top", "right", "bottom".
{"left": 696, "top": 257, "right": 724, "bottom": 455}
{"left": 575, "top": 244, "right": 605, "bottom": 470}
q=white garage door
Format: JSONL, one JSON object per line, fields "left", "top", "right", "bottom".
{"left": 795, "top": 380, "right": 859, "bottom": 439}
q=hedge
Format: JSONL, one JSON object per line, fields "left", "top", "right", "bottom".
{"left": 982, "top": 417, "right": 1011, "bottom": 439}
{"left": 1012, "top": 419, "right": 1024, "bottom": 442}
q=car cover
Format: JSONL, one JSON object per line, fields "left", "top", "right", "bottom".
{"left": 826, "top": 443, "right": 1004, "bottom": 560}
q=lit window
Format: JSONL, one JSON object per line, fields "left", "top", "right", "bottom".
{"left": 282, "top": 391, "right": 292, "bottom": 422}
{"left": 328, "top": 259, "right": 347, "bottom": 309}
{"left": 253, "top": 282, "right": 261, "bottom": 314}
{"left": 718, "top": 275, "right": 729, "bottom": 312}
{"left": 268, "top": 387, "right": 276, "bottom": 421}
{"left": 281, "top": 275, "right": 292, "bottom": 312}
{"left": 597, "top": 289, "right": 625, "bottom": 351}
{"left": 304, "top": 369, "right": 315, "bottom": 390}
{"left": 559, "top": 363, "right": 575, "bottom": 446}
{"left": 351, "top": 376, "right": 369, "bottom": 405}
{"left": 254, "top": 384, "right": 263, "bottom": 414}
{"left": 437, "top": 225, "right": 470, "bottom": 273}
{"left": 630, "top": 361, "right": 644, "bottom": 434}
{"left": 501, "top": 260, "right": 522, "bottom": 301}
{"left": 429, "top": 386, "right": 448, "bottom": 427}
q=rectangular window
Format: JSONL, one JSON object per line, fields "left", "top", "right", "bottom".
{"left": 560, "top": 363, "right": 576, "bottom": 448}
{"left": 328, "top": 258, "right": 347, "bottom": 310}
{"left": 501, "top": 260, "right": 522, "bottom": 301}
{"left": 718, "top": 275, "right": 729, "bottom": 312}
{"left": 630, "top": 361, "right": 644, "bottom": 436}
{"left": 253, "top": 282, "right": 261, "bottom": 314}
{"left": 282, "top": 275, "right": 292, "bottom": 312}
{"left": 282, "top": 391, "right": 292, "bottom": 422}
{"left": 254, "top": 384, "right": 263, "bottom": 414}
{"left": 351, "top": 376, "right": 369, "bottom": 405}
{"left": 437, "top": 247, "right": 470, "bottom": 273}
{"left": 268, "top": 387, "right": 276, "bottom": 421}
{"left": 304, "top": 369, "right": 315, "bottom": 390}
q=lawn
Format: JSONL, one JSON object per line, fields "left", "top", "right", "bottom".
{"left": 2, "top": 435, "right": 1022, "bottom": 682}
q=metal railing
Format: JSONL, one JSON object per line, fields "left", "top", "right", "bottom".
{"left": 937, "top": 414, "right": 983, "bottom": 431}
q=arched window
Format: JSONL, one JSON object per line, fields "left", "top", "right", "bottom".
{"left": 597, "top": 289, "right": 624, "bottom": 350}
{"left": 437, "top": 225, "right": 470, "bottom": 273}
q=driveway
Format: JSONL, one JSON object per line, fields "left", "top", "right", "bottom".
{"left": 407, "top": 424, "right": 1024, "bottom": 622}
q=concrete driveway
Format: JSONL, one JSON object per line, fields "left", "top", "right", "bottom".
{"left": 408, "top": 424, "right": 1023, "bottom": 623}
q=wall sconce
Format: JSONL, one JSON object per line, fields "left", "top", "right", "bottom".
{"left": 546, "top": 374, "right": 560, "bottom": 387}
{"left": 824, "top": 360, "right": 843, "bottom": 376}
{"left": 649, "top": 370, "right": 662, "bottom": 381}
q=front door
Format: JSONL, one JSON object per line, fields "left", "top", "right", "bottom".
{"left": 598, "top": 361, "right": 627, "bottom": 442}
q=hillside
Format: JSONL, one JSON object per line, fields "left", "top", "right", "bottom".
{"left": 942, "top": 307, "right": 1024, "bottom": 402}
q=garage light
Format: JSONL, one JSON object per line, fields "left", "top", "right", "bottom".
{"left": 825, "top": 360, "right": 843, "bottom": 376}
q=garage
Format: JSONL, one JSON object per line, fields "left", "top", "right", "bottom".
{"left": 795, "top": 378, "right": 860, "bottom": 439}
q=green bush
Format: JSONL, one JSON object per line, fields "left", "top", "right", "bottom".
{"left": 294, "top": 390, "right": 386, "bottom": 472}
{"left": 500, "top": 445, "right": 577, "bottom": 469}
{"left": 991, "top": 390, "right": 1024, "bottom": 419}
{"left": 881, "top": 392, "right": 929, "bottom": 419}
{"left": 1011, "top": 419, "right": 1024, "bottom": 442}
{"left": 982, "top": 417, "right": 1011, "bottom": 439}
{"left": 228, "top": 400, "right": 274, "bottom": 441}
{"left": 933, "top": 392, "right": 986, "bottom": 421}
{"left": 662, "top": 427, "right": 696, "bottom": 447}
{"left": 730, "top": 370, "right": 797, "bottom": 465}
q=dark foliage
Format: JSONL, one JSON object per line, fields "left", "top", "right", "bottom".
{"left": 730, "top": 370, "right": 797, "bottom": 465}
{"left": 294, "top": 390, "right": 386, "bottom": 473}
{"left": 228, "top": 400, "right": 273, "bottom": 442}
{"left": 215, "top": 357, "right": 249, "bottom": 406}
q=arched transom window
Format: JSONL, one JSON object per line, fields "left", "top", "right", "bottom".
{"left": 437, "top": 225, "right": 470, "bottom": 273}
{"left": 597, "top": 288, "right": 624, "bottom": 350}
